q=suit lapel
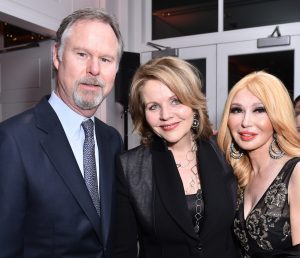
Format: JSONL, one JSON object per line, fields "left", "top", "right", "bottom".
{"left": 152, "top": 140, "right": 198, "bottom": 240}
{"left": 34, "top": 97, "right": 102, "bottom": 243}
{"left": 196, "top": 140, "right": 233, "bottom": 240}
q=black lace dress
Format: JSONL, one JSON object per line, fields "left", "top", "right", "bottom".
{"left": 234, "top": 157, "right": 300, "bottom": 258}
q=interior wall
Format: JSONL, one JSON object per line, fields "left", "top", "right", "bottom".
{"left": 0, "top": 0, "right": 100, "bottom": 36}
{"left": 0, "top": 0, "right": 135, "bottom": 141}
{"left": 100, "top": 0, "right": 142, "bottom": 147}
{"left": 98, "top": 0, "right": 134, "bottom": 143}
{"left": 0, "top": 0, "right": 125, "bottom": 136}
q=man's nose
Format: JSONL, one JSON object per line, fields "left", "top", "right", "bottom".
{"left": 87, "top": 58, "right": 100, "bottom": 76}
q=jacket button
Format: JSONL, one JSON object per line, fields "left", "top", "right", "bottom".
{"left": 197, "top": 243, "right": 203, "bottom": 251}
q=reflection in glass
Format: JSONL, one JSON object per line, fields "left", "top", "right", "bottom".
{"left": 228, "top": 51, "right": 294, "bottom": 99}
{"left": 224, "top": 0, "right": 300, "bottom": 31}
{"left": 152, "top": 0, "right": 218, "bottom": 40}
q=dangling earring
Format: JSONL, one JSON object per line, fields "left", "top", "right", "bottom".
{"left": 192, "top": 113, "right": 199, "bottom": 130}
{"left": 230, "top": 142, "right": 244, "bottom": 159}
{"left": 269, "top": 134, "right": 285, "bottom": 159}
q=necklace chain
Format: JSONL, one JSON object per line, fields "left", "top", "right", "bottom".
{"left": 183, "top": 164, "right": 200, "bottom": 194}
{"left": 176, "top": 142, "right": 197, "bottom": 169}
{"left": 194, "top": 189, "right": 203, "bottom": 233}
{"left": 173, "top": 140, "right": 202, "bottom": 233}
{"left": 174, "top": 141, "right": 200, "bottom": 194}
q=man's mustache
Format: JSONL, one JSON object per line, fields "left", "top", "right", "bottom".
{"left": 77, "top": 77, "right": 105, "bottom": 88}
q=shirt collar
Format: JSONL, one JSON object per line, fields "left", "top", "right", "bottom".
{"left": 48, "top": 91, "right": 94, "bottom": 137}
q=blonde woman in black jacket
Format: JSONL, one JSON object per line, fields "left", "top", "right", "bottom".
{"left": 112, "top": 57, "right": 240, "bottom": 258}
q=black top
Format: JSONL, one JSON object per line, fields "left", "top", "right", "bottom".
{"left": 234, "top": 157, "right": 300, "bottom": 258}
{"left": 186, "top": 189, "right": 204, "bottom": 234}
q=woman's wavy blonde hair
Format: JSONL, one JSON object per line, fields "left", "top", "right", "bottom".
{"left": 217, "top": 71, "right": 300, "bottom": 188}
{"left": 129, "top": 56, "right": 213, "bottom": 145}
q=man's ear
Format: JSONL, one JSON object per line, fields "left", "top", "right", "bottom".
{"left": 52, "top": 44, "right": 60, "bottom": 70}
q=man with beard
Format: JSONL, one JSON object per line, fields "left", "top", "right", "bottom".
{"left": 0, "top": 8, "right": 123, "bottom": 258}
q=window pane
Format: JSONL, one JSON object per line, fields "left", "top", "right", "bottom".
{"left": 152, "top": 0, "right": 218, "bottom": 40}
{"left": 228, "top": 51, "right": 294, "bottom": 99}
{"left": 187, "top": 59, "right": 206, "bottom": 94}
{"left": 224, "top": 0, "right": 300, "bottom": 31}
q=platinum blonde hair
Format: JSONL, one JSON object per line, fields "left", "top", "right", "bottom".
{"left": 217, "top": 71, "right": 300, "bottom": 187}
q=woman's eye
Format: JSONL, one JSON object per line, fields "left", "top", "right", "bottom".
{"left": 254, "top": 107, "right": 266, "bottom": 113}
{"left": 171, "top": 98, "right": 181, "bottom": 105}
{"left": 230, "top": 107, "right": 242, "bottom": 113}
{"left": 146, "top": 104, "right": 159, "bottom": 111}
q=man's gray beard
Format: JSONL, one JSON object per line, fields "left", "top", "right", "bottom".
{"left": 73, "top": 77, "right": 105, "bottom": 110}
{"left": 74, "top": 90, "right": 103, "bottom": 110}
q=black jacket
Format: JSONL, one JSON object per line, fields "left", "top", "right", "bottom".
{"left": 113, "top": 137, "right": 240, "bottom": 258}
{"left": 0, "top": 96, "right": 123, "bottom": 258}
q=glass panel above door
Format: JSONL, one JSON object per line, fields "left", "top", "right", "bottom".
{"left": 228, "top": 50, "right": 294, "bottom": 98}
{"left": 152, "top": 0, "right": 218, "bottom": 40}
{"left": 224, "top": 0, "right": 300, "bottom": 31}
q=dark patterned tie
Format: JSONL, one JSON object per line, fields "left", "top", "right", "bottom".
{"left": 82, "top": 119, "right": 100, "bottom": 216}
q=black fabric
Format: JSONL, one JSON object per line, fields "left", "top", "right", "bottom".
{"left": 112, "top": 137, "right": 240, "bottom": 258}
{"left": 0, "top": 96, "right": 123, "bottom": 258}
{"left": 253, "top": 243, "right": 300, "bottom": 257}
{"left": 234, "top": 157, "right": 300, "bottom": 258}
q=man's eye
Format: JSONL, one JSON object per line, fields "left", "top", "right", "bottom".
{"left": 100, "top": 58, "right": 111, "bottom": 63}
{"left": 77, "top": 52, "right": 87, "bottom": 57}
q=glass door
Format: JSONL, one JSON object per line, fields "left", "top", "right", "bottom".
{"left": 216, "top": 35, "right": 300, "bottom": 128}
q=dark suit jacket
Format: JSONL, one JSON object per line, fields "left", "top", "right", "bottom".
{"left": 0, "top": 96, "right": 123, "bottom": 258}
{"left": 113, "top": 137, "right": 239, "bottom": 258}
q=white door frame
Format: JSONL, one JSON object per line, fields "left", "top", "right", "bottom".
{"left": 179, "top": 45, "right": 217, "bottom": 128}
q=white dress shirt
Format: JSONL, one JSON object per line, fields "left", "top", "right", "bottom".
{"left": 48, "top": 91, "right": 100, "bottom": 191}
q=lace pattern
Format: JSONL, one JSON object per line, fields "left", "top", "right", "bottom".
{"left": 233, "top": 158, "right": 300, "bottom": 257}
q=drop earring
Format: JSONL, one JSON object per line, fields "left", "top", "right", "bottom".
{"left": 192, "top": 113, "right": 199, "bottom": 130}
{"left": 230, "top": 142, "right": 244, "bottom": 159}
{"left": 269, "top": 134, "right": 285, "bottom": 159}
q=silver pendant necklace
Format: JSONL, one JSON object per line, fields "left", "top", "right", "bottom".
{"left": 194, "top": 189, "right": 203, "bottom": 233}
{"left": 176, "top": 141, "right": 197, "bottom": 169}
